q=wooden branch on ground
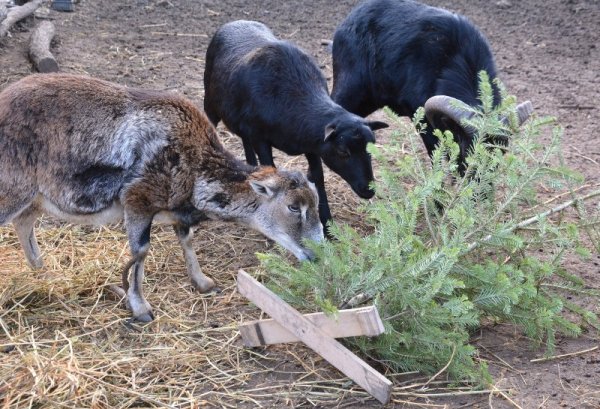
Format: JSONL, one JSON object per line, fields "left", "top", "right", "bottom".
{"left": 0, "top": 0, "right": 44, "bottom": 40}
{"left": 29, "top": 20, "right": 58, "bottom": 72}
{"left": 0, "top": 0, "right": 9, "bottom": 22}
{"left": 465, "top": 188, "right": 600, "bottom": 253}
{"left": 237, "top": 270, "right": 392, "bottom": 404}
{"left": 530, "top": 345, "right": 599, "bottom": 363}
{"left": 239, "top": 305, "right": 384, "bottom": 347}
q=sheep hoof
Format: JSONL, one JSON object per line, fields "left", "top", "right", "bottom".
{"left": 134, "top": 311, "right": 155, "bottom": 322}
{"left": 191, "top": 277, "right": 216, "bottom": 293}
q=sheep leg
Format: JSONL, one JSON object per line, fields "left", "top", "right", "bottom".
{"left": 204, "top": 106, "right": 220, "bottom": 127}
{"left": 123, "top": 211, "right": 154, "bottom": 322}
{"left": 173, "top": 224, "right": 216, "bottom": 293}
{"left": 254, "top": 141, "right": 274, "bottom": 167}
{"left": 241, "top": 137, "right": 258, "bottom": 166}
{"left": 13, "top": 204, "right": 43, "bottom": 269}
{"left": 305, "top": 153, "right": 332, "bottom": 237}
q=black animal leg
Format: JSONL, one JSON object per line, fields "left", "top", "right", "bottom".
{"left": 306, "top": 153, "right": 332, "bottom": 238}
{"left": 241, "top": 137, "right": 258, "bottom": 166}
{"left": 255, "top": 141, "right": 275, "bottom": 167}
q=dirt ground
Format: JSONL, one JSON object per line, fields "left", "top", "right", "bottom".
{"left": 0, "top": 0, "right": 599, "bottom": 408}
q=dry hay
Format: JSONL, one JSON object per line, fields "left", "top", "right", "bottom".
{"left": 0, "top": 128, "right": 491, "bottom": 408}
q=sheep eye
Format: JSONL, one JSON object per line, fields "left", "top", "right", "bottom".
{"left": 336, "top": 148, "right": 351, "bottom": 159}
{"left": 288, "top": 205, "right": 300, "bottom": 213}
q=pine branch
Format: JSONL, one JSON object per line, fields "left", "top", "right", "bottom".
{"left": 462, "top": 143, "right": 555, "bottom": 243}
{"left": 342, "top": 189, "right": 600, "bottom": 309}
{"left": 464, "top": 189, "right": 600, "bottom": 254}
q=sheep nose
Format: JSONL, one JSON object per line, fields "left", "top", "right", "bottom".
{"left": 356, "top": 184, "right": 375, "bottom": 199}
{"left": 301, "top": 248, "right": 316, "bottom": 262}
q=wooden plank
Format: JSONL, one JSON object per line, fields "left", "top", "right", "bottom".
{"left": 239, "top": 306, "right": 384, "bottom": 347}
{"left": 357, "top": 307, "right": 385, "bottom": 336}
{"left": 237, "top": 270, "right": 392, "bottom": 404}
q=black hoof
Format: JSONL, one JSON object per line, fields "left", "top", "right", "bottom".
{"left": 1, "top": 345, "right": 15, "bottom": 354}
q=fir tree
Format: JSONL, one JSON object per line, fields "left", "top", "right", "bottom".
{"left": 258, "top": 72, "right": 600, "bottom": 381}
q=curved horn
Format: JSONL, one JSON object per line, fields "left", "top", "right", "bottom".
{"left": 424, "top": 95, "right": 476, "bottom": 134}
{"left": 426, "top": 96, "right": 534, "bottom": 130}
{"left": 500, "top": 100, "right": 533, "bottom": 127}
{"left": 516, "top": 101, "right": 533, "bottom": 125}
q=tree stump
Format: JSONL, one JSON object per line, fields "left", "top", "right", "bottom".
{"left": 0, "top": 0, "right": 44, "bottom": 40}
{"left": 29, "top": 20, "right": 58, "bottom": 72}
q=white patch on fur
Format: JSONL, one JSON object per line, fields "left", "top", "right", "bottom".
{"left": 308, "top": 181, "right": 319, "bottom": 203}
{"left": 192, "top": 179, "right": 227, "bottom": 217}
{"left": 153, "top": 211, "right": 178, "bottom": 224}
{"left": 264, "top": 228, "right": 311, "bottom": 261}
{"left": 40, "top": 196, "right": 124, "bottom": 225}
{"left": 110, "top": 112, "right": 171, "bottom": 169}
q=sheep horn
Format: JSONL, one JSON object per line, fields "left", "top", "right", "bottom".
{"left": 499, "top": 100, "right": 533, "bottom": 127}
{"left": 424, "top": 95, "right": 477, "bottom": 135}
{"left": 516, "top": 101, "right": 533, "bottom": 125}
{"left": 426, "top": 96, "right": 533, "bottom": 129}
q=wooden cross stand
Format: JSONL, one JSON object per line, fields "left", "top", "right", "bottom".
{"left": 237, "top": 270, "right": 392, "bottom": 404}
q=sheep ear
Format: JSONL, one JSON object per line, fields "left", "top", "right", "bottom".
{"left": 250, "top": 179, "right": 276, "bottom": 198}
{"left": 324, "top": 123, "right": 337, "bottom": 141}
{"left": 367, "top": 120, "right": 389, "bottom": 131}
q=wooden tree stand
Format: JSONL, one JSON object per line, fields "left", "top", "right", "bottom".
{"left": 237, "top": 270, "right": 392, "bottom": 404}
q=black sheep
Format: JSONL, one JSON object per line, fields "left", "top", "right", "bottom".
{"left": 332, "top": 0, "right": 532, "bottom": 173}
{"left": 204, "top": 20, "right": 388, "bottom": 232}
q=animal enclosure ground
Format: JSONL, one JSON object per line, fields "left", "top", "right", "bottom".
{"left": 0, "top": 0, "right": 599, "bottom": 408}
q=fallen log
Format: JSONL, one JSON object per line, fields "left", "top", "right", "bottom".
{"left": 0, "top": 0, "right": 9, "bottom": 19}
{"left": 29, "top": 20, "right": 58, "bottom": 72}
{"left": 0, "top": 0, "right": 44, "bottom": 40}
